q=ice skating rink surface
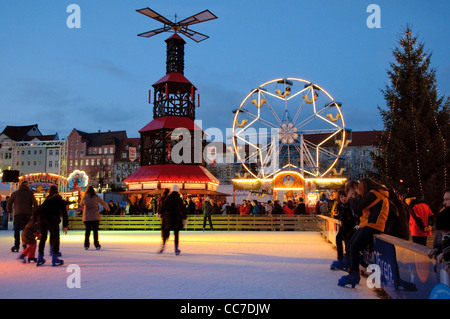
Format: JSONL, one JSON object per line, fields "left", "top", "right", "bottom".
{"left": 0, "top": 230, "right": 379, "bottom": 299}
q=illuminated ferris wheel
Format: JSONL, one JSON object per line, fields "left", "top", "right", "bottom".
{"left": 232, "top": 77, "right": 347, "bottom": 180}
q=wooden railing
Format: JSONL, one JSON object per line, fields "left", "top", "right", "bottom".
{"left": 68, "top": 215, "right": 320, "bottom": 231}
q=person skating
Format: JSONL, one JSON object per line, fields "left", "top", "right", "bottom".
{"left": 7, "top": 181, "right": 38, "bottom": 252}
{"left": 34, "top": 185, "right": 69, "bottom": 266}
{"left": 18, "top": 219, "right": 40, "bottom": 263}
{"left": 79, "top": 186, "right": 109, "bottom": 250}
{"left": 158, "top": 185, "right": 187, "bottom": 255}
{"left": 202, "top": 197, "right": 215, "bottom": 231}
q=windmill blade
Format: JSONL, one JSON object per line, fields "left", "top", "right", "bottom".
{"left": 179, "top": 27, "right": 210, "bottom": 42}
{"left": 137, "top": 26, "right": 171, "bottom": 38}
{"left": 136, "top": 7, "right": 174, "bottom": 26}
{"left": 177, "top": 9, "right": 218, "bottom": 26}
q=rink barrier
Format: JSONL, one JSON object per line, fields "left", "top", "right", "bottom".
{"left": 67, "top": 214, "right": 320, "bottom": 231}
{"left": 317, "top": 215, "right": 450, "bottom": 299}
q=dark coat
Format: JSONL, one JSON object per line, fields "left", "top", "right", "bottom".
{"left": 21, "top": 222, "right": 40, "bottom": 245}
{"left": 335, "top": 202, "right": 357, "bottom": 232}
{"left": 34, "top": 194, "right": 69, "bottom": 228}
{"left": 7, "top": 184, "right": 38, "bottom": 216}
{"left": 160, "top": 192, "right": 187, "bottom": 231}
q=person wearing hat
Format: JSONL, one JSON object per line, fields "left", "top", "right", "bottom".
{"left": 158, "top": 185, "right": 187, "bottom": 255}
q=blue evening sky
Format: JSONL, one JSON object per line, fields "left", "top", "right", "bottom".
{"left": 0, "top": 0, "right": 449, "bottom": 139}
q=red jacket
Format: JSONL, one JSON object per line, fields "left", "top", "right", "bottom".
{"left": 283, "top": 205, "right": 295, "bottom": 215}
{"left": 409, "top": 203, "right": 433, "bottom": 237}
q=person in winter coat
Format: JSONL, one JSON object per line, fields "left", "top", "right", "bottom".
{"left": 432, "top": 207, "right": 450, "bottom": 270}
{"left": 158, "top": 185, "right": 187, "bottom": 255}
{"left": 338, "top": 178, "right": 391, "bottom": 288}
{"left": 251, "top": 200, "right": 261, "bottom": 215}
{"left": 79, "top": 186, "right": 109, "bottom": 250}
{"left": 428, "top": 189, "right": 450, "bottom": 260}
{"left": 405, "top": 197, "right": 434, "bottom": 246}
{"left": 18, "top": 219, "right": 40, "bottom": 263}
{"left": 34, "top": 185, "right": 69, "bottom": 266}
{"left": 272, "top": 200, "right": 283, "bottom": 214}
{"left": 2, "top": 196, "right": 10, "bottom": 230}
{"left": 202, "top": 197, "right": 215, "bottom": 231}
{"left": 283, "top": 200, "right": 295, "bottom": 215}
{"left": 330, "top": 190, "right": 358, "bottom": 271}
{"left": 7, "top": 181, "right": 38, "bottom": 252}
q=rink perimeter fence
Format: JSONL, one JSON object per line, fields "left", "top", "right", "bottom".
{"left": 67, "top": 214, "right": 321, "bottom": 231}
{"left": 317, "top": 215, "right": 450, "bottom": 299}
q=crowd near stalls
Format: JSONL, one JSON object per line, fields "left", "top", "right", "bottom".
{"left": 93, "top": 193, "right": 315, "bottom": 217}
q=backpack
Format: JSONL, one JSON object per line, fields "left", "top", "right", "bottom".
{"left": 384, "top": 193, "right": 410, "bottom": 240}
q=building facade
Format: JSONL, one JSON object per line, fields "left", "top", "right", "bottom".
{"left": 0, "top": 124, "right": 65, "bottom": 178}
{"left": 67, "top": 129, "right": 128, "bottom": 190}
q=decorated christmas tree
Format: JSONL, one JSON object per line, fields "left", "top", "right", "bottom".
{"left": 371, "top": 26, "right": 450, "bottom": 211}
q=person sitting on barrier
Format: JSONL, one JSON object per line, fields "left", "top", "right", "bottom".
{"left": 330, "top": 190, "right": 358, "bottom": 271}
{"left": 338, "top": 178, "right": 390, "bottom": 288}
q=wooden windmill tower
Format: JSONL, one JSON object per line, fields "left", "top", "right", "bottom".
{"left": 124, "top": 7, "right": 222, "bottom": 196}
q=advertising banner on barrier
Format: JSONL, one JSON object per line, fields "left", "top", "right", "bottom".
{"left": 368, "top": 236, "right": 450, "bottom": 299}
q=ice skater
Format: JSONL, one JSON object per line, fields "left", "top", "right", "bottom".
{"left": 18, "top": 219, "right": 40, "bottom": 263}
{"left": 34, "top": 185, "right": 69, "bottom": 266}
{"left": 202, "top": 197, "right": 215, "bottom": 231}
{"left": 158, "top": 185, "right": 187, "bottom": 255}
{"left": 79, "top": 186, "right": 109, "bottom": 250}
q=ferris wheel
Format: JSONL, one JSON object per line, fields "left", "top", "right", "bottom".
{"left": 232, "top": 77, "right": 347, "bottom": 180}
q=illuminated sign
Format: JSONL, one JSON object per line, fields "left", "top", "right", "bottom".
{"left": 67, "top": 170, "right": 89, "bottom": 191}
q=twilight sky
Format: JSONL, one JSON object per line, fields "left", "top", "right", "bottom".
{"left": 0, "top": 0, "right": 449, "bottom": 139}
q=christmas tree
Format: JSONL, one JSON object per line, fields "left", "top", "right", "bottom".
{"left": 371, "top": 25, "right": 450, "bottom": 211}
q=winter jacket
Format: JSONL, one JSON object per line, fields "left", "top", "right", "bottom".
{"left": 349, "top": 189, "right": 390, "bottom": 232}
{"left": 34, "top": 193, "right": 69, "bottom": 228}
{"left": 335, "top": 202, "right": 357, "bottom": 232}
{"left": 409, "top": 203, "right": 433, "bottom": 237}
{"left": 283, "top": 205, "right": 295, "bottom": 215}
{"left": 80, "top": 195, "right": 109, "bottom": 222}
{"left": 7, "top": 184, "right": 38, "bottom": 216}
{"left": 21, "top": 222, "right": 40, "bottom": 245}
{"left": 203, "top": 201, "right": 213, "bottom": 216}
{"left": 160, "top": 191, "right": 187, "bottom": 231}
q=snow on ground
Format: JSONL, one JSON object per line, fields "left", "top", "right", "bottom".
{"left": 0, "top": 230, "right": 379, "bottom": 299}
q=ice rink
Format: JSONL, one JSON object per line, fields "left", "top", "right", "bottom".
{"left": 0, "top": 230, "right": 380, "bottom": 299}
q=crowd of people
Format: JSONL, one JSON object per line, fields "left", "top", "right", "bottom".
{"left": 325, "top": 178, "right": 450, "bottom": 289}
{"left": 3, "top": 178, "right": 450, "bottom": 288}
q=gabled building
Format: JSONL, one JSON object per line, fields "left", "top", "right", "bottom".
{"left": 67, "top": 129, "right": 127, "bottom": 189}
{"left": 114, "top": 137, "right": 141, "bottom": 190}
{"left": 0, "top": 124, "right": 65, "bottom": 177}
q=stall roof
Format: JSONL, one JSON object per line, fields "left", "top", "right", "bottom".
{"left": 123, "top": 164, "right": 220, "bottom": 184}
